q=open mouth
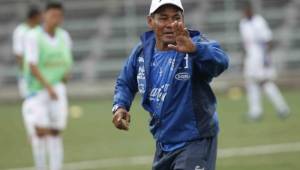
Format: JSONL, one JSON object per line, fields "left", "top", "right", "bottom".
{"left": 163, "top": 32, "right": 175, "bottom": 40}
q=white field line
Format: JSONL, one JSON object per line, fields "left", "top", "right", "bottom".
{"left": 6, "top": 142, "right": 300, "bottom": 170}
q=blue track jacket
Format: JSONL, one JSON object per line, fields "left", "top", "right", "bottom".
{"left": 113, "top": 30, "right": 229, "bottom": 144}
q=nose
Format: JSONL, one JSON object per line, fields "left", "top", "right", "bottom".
{"left": 165, "top": 18, "right": 174, "bottom": 28}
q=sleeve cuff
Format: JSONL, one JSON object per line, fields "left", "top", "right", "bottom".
{"left": 112, "top": 104, "right": 126, "bottom": 114}
{"left": 188, "top": 43, "right": 205, "bottom": 58}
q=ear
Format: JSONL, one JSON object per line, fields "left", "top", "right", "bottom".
{"left": 147, "top": 15, "right": 154, "bottom": 30}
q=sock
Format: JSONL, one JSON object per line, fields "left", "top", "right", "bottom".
{"left": 263, "top": 82, "right": 289, "bottom": 113}
{"left": 246, "top": 80, "right": 262, "bottom": 119}
{"left": 31, "top": 135, "right": 47, "bottom": 170}
{"left": 47, "top": 135, "right": 64, "bottom": 170}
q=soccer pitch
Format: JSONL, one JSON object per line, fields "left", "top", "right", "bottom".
{"left": 0, "top": 89, "right": 299, "bottom": 170}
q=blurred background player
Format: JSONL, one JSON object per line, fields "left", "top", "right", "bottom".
{"left": 239, "top": 2, "right": 290, "bottom": 121}
{"left": 22, "top": 2, "right": 73, "bottom": 170}
{"left": 12, "top": 5, "right": 41, "bottom": 98}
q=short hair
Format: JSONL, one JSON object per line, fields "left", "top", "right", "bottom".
{"left": 45, "top": 1, "right": 64, "bottom": 11}
{"left": 26, "top": 5, "right": 41, "bottom": 19}
{"left": 242, "top": 0, "right": 253, "bottom": 10}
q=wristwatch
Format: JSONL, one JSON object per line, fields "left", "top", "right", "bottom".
{"left": 112, "top": 105, "right": 125, "bottom": 114}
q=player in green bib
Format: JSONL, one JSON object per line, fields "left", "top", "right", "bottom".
{"left": 24, "top": 26, "right": 73, "bottom": 94}
{"left": 22, "top": 2, "right": 72, "bottom": 170}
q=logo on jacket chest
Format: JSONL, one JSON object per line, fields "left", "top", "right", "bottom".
{"left": 175, "top": 72, "right": 190, "bottom": 80}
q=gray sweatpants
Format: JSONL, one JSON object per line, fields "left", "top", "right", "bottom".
{"left": 152, "top": 136, "right": 217, "bottom": 170}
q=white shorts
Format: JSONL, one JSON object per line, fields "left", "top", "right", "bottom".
{"left": 18, "top": 76, "right": 28, "bottom": 99}
{"left": 245, "top": 66, "right": 277, "bottom": 82}
{"left": 22, "top": 83, "right": 68, "bottom": 136}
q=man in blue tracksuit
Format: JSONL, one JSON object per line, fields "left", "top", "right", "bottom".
{"left": 112, "top": 0, "right": 229, "bottom": 169}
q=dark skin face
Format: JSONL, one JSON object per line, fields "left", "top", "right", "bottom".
{"left": 43, "top": 8, "right": 64, "bottom": 36}
{"left": 27, "top": 14, "right": 42, "bottom": 28}
{"left": 147, "top": 5, "right": 184, "bottom": 50}
{"left": 244, "top": 6, "right": 253, "bottom": 20}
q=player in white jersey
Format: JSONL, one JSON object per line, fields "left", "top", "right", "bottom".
{"left": 12, "top": 5, "right": 41, "bottom": 98}
{"left": 239, "top": 2, "right": 289, "bottom": 121}
{"left": 22, "top": 2, "right": 73, "bottom": 170}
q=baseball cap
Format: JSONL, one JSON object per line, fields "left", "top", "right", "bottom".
{"left": 149, "top": 0, "right": 184, "bottom": 15}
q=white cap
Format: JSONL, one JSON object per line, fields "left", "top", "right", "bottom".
{"left": 149, "top": 0, "right": 184, "bottom": 15}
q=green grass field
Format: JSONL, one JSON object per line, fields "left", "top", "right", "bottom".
{"left": 0, "top": 88, "right": 299, "bottom": 170}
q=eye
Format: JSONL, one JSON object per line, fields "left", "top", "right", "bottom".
{"left": 159, "top": 16, "right": 168, "bottom": 20}
{"left": 174, "top": 16, "right": 181, "bottom": 21}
